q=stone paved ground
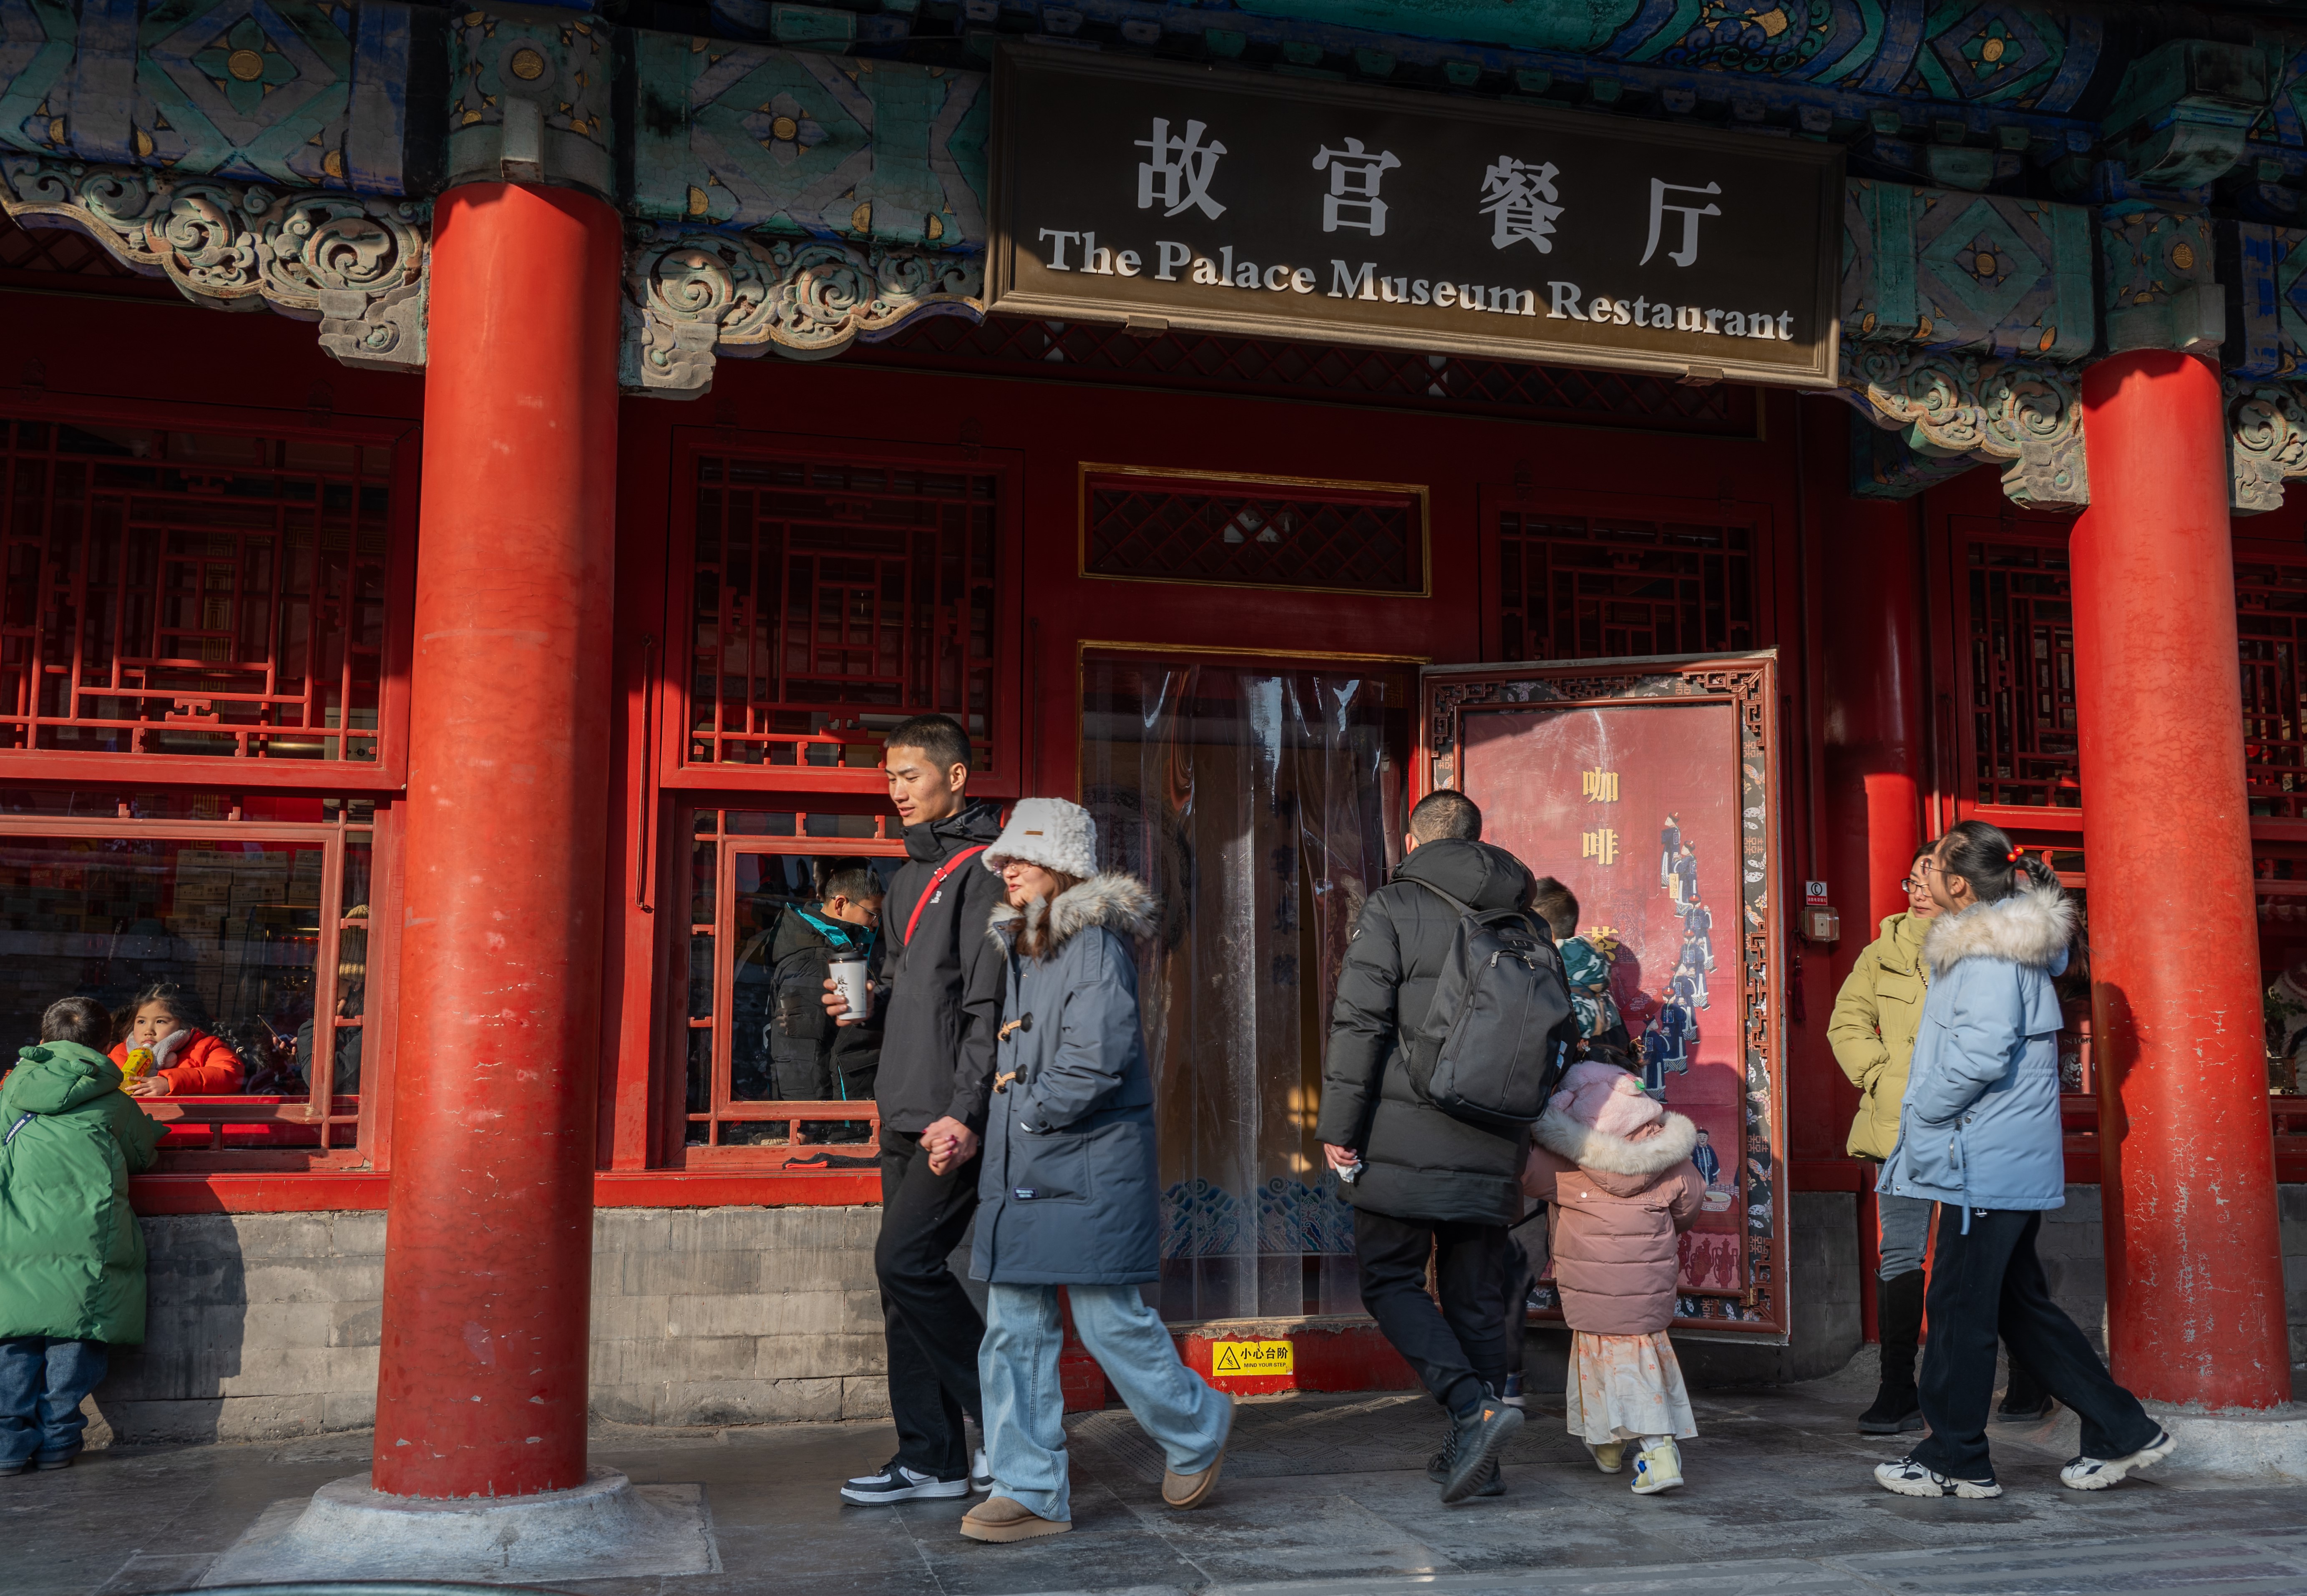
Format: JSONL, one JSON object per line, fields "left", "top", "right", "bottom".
{"left": 13, "top": 1354, "right": 2307, "bottom": 1596}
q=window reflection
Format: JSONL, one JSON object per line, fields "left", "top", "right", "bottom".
{"left": 0, "top": 833, "right": 347, "bottom": 1099}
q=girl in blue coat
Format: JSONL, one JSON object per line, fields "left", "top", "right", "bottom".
{"left": 955, "top": 798, "right": 1233, "bottom": 1543}
{"left": 1873, "top": 821, "right": 2171, "bottom": 1500}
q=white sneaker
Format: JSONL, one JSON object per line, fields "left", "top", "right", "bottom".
{"left": 970, "top": 1446, "right": 993, "bottom": 1493}
{"left": 839, "top": 1459, "right": 970, "bottom": 1504}
{"left": 2060, "top": 1430, "right": 2174, "bottom": 1490}
{"left": 1874, "top": 1455, "right": 2002, "bottom": 1498}
{"left": 1630, "top": 1439, "right": 1683, "bottom": 1494}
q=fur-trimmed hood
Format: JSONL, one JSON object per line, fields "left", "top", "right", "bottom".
{"left": 1532, "top": 1104, "right": 1698, "bottom": 1196}
{"left": 988, "top": 872, "right": 1157, "bottom": 958}
{"left": 1922, "top": 884, "right": 2073, "bottom": 977}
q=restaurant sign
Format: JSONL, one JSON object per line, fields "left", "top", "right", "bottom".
{"left": 987, "top": 46, "right": 1842, "bottom": 387}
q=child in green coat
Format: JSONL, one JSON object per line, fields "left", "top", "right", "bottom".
{"left": 0, "top": 996, "right": 163, "bottom": 1474}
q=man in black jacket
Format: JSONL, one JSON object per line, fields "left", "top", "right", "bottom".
{"left": 1318, "top": 789, "right": 1531, "bottom": 1503}
{"left": 825, "top": 714, "right": 1007, "bottom": 1504}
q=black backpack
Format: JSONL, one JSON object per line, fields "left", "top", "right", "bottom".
{"left": 1401, "top": 879, "right": 1580, "bottom": 1135}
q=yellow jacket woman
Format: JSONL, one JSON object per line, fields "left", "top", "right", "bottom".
{"left": 1828, "top": 910, "right": 1931, "bottom": 1160}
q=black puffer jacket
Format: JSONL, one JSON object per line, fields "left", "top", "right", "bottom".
{"left": 1316, "top": 838, "right": 1537, "bottom": 1226}
{"left": 868, "top": 803, "right": 1009, "bottom": 1134}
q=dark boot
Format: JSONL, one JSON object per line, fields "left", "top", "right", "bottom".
{"left": 1998, "top": 1352, "right": 2054, "bottom": 1421}
{"left": 1859, "top": 1269, "right": 1927, "bottom": 1435}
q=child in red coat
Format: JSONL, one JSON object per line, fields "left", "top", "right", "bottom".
{"left": 108, "top": 983, "right": 244, "bottom": 1097}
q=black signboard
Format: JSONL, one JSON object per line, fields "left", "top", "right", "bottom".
{"left": 987, "top": 45, "right": 1842, "bottom": 387}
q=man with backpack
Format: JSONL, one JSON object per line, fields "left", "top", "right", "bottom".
{"left": 1318, "top": 789, "right": 1574, "bottom": 1504}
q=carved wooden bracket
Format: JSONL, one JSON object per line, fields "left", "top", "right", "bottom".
{"left": 1841, "top": 342, "right": 2090, "bottom": 510}
{"left": 2230, "top": 377, "right": 2307, "bottom": 515}
{"left": 0, "top": 156, "right": 427, "bottom": 372}
{"left": 621, "top": 227, "right": 981, "bottom": 395}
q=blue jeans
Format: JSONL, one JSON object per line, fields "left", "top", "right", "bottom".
{"left": 0, "top": 1337, "right": 108, "bottom": 1466}
{"left": 979, "top": 1283, "right": 1231, "bottom": 1523}
{"left": 1877, "top": 1191, "right": 1932, "bottom": 1280}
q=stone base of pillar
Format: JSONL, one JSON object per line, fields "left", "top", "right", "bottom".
{"left": 199, "top": 1467, "right": 719, "bottom": 1586}
{"left": 2149, "top": 1404, "right": 2307, "bottom": 1485}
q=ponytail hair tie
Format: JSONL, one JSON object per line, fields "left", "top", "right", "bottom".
{"left": 2007, "top": 847, "right": 2025, "bottom": 863}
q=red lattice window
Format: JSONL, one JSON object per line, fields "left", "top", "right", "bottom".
{"left": 1960, "top": 534, "right": 2078, "bottom": 811}
{"left": 0, "top": 419, "right": 396, "bottom": 765}
{"left": 2238, "top": 552, "right": 2307, "bottom": 821}
{"left": 686, "top": 454, "right": 999, "bottom": 771}
{"left": 1494, "top": 510, "right": 1756, "bottom": 661}
{"left": 853, "top": 314, "right": 1758, "bottom": 435}
{"left": 1082, "top": 469, "right": 1426, "bottom": 594}
{"left": 678, "top": 806, "right": 900, "bottom": 1164}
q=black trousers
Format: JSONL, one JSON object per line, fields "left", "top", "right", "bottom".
{"left": 1912, "top": 1206, "right": 2159, "bottom": 1479}
{"left": 877, "top": 1126, "right": 986, "bottom": 1477}
{"left": 1354, "top": 1208, "right": 1513, "bottom": 1415}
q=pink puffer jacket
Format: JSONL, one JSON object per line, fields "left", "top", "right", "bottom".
{"left": 1521, "top": 1106, "right": 1706, "bottom": 1336}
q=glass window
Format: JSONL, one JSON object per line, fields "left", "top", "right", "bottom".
{"left": 0, "top": 792, "right": 377, "bottom": 1156}
{"left": 681, "top": 807, "right": 901, "bottom": 1159}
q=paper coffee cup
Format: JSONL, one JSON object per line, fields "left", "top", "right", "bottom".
{"left": 829, "top": 958, "right": 872, "bottom": 1022}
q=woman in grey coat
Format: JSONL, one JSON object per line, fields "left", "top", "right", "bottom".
{"left": 953, "top": 797, "right": 1234, "bottom": 1544}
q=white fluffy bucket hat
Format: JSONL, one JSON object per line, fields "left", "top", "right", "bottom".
{"left": 984, "top": 797, "right": 1099, "bottom": 879}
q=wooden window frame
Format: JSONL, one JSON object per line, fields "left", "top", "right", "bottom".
{"left": 0, "top": 394, "right": 419, "bottom": 793}
{"left": 0, "top": 798, "right": 400, "bottom": 1172}
{"left": 666, "top": 804, "right": 906, "bottom": 1168}
{"left": 657, "top": 429, "right": 1025, "bottom": 800}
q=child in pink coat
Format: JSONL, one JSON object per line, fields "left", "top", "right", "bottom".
{"left": 1522, "top": 1060, "right": 1706, "bottom": 1493}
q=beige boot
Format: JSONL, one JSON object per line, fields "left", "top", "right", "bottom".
{"left": 959, "top": 1496, "right": 1071, "bottom": 1543}
{"left": 1588, "top": 1440, "right": 1628, "bottom": 1474}
{"left": 1162, "top": 1395, "right": 1235, "bottom": 1510}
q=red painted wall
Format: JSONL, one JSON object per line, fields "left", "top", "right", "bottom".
{"left": 8, "top": 287, "right": 1878, "bottom": 1204}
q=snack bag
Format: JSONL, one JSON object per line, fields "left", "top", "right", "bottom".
{"left": 121, "top": 1045, "right": 156, "bottom": 1086}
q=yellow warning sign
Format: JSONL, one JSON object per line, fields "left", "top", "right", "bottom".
{"left": 1209, "top": 1339, "right": 1293, "bottom": 1377}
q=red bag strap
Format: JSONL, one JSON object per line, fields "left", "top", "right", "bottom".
{"left": 903, "top": 845, "right": 987, "bottom": 946}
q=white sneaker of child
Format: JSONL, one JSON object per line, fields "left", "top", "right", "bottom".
{"left": 1631, "top": 1437, "right": 1683, "bottom": 1494}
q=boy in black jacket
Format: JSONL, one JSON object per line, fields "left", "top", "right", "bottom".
{"left": 824, "top": 714, "right": 1007, "bottom": 1505}
{"left": 765, "top": 862, "right": 884, "bottom": 1142}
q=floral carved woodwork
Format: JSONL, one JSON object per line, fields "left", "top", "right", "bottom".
{"left": 623, "top": 228, "right": 982, "bottom": 391}
{"left": 1841, "top": 342, "right": 2089, "bottom": 510}
{"left": 0, "top": 156, "right": 427, "bottom": 370}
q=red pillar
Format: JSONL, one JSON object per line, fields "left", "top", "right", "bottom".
{"left": 371, "top": 183, "right": 624, "bottom": 1495}
{"left": 2073, "top": 350, "right": 2291, "bottom": 1410}
{"left": 1820, "top": 482, "right": 1927, "bottom": 1345}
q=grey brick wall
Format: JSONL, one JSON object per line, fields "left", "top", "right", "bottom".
{"left": 92, "top": 1187, "right": 2307, "bottom": 1445}
{"left": 100, "top": 1206, "right": 893, "bottom": 1445}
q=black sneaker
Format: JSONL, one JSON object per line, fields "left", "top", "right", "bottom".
{"left": 1439, "top": 1391, "right": 1524, "bottom": 1504}
{"left": 1858, "top": 1383, "right": 1925, "bottom": 1436}
{"left": 1874, "top": 1455, "right": 2002, "bottom": 1498}
{"left": 1425, "top": 1447, "right": 1504, "bottom": 1497}
{"left": 1998, "top": 1394, "right": 2055, "bottom": 1423}
{"left": 970, "top": 1446, "right": 992, "bottom": 1493}
{"left": 840, "top": 1458, "right": 971, "bottom": 1504}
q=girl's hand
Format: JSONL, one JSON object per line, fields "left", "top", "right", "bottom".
{"left": 127, "top": 1076, "right": 172, "bottom": 1098}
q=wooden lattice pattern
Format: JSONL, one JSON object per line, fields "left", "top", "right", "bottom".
{"left": 1084, "top": 474, "right": 1421, "bottom": 592}
{"left": 858, "top": 315, "right": 1756, "bottom": 433}
{"left": 0, "top": 419, "right": 392, "bottom": 761}
{"left": 1964, "top": 538, "right": 2079, "bottom": 810}
{"left": 688, "top": 454, "right": 999, "bottom": 769}
{"left": 2238, "top": 553, "right": 2307, "bottom": 821}
{"left": 1494, "top": 511, "right": 1756, "bottom": 662}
